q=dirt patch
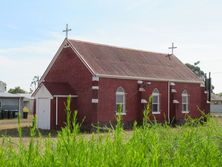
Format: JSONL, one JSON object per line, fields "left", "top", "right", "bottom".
{"left": 0, "top": 114, "right": 57, "bottom": 137}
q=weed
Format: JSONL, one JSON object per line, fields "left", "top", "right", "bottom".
{"left": 0, "top": 96, "right": 221, "bottom": 166}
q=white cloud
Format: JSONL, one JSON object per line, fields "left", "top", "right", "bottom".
{"left": 0, "top": 32, "right": 64, "bottom": 91}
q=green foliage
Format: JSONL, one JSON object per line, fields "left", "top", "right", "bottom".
{"left": 217, "top": 92, "right": 222, "bottom": 97}
{"left": 1, "top": 98, "right": 222, "bottom": 166}
{"left": 186, "top": 63, "right": 214, "bottom": 91}
{"left": 8, "top": 86, "right": 26, "bottom": 94}
{"left": 185, "top": 63, "right": 205, "bottom": 79}
{"left": 143, "top": 96, "right": 152, "bottom": 127}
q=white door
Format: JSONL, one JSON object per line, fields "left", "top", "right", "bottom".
{"left": 37, "top": 98, "right": 50, "bottom": 129}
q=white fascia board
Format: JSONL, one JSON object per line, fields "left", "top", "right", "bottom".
{"left": 68, "top": 40, "right": 95, "bottom": 75}
{"left": 40, "top": 38, "right": 96, "bottom": 84}
{"left": 97, "top": 74, "right": 202, "bottom": 84}
{"left": 34, "top": 85, "right": 53, "bottom": 99}
{"left": 40, "top": 39, "right": 68, "bottom": 83}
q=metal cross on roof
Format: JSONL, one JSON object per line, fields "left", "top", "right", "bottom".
{"left": 62, "top": 24, "right": 72, "bottom": 39}
{"left": 168, "top": 42, "right": 177, "bottom": 55}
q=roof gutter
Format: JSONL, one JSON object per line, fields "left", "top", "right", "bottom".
{"left": 97, "top": 74, "right": 202, "bottom": 84}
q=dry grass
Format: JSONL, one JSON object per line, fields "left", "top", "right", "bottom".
{"left": 0, "top": 114, "right": 33, "bottom": 130}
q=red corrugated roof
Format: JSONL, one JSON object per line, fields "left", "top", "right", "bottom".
{"left": 43, "top": 82, "right": 76, "bottom": 95}
{"left": 68, "top": 39, "right": 201, "bottom": 83}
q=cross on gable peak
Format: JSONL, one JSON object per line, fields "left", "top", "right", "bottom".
{"left": 168, "top": 42, "right": 177, "bottom": 55}
{"left": 62, "top": 24, "right": 72, "bottom": 39}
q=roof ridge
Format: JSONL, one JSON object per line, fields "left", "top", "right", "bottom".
{"left": 68, "top": 38, "right": 168, "bottom": 56}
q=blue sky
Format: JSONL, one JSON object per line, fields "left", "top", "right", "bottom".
{"left": 1, "top": 0, "right": 222, "bottom": 92}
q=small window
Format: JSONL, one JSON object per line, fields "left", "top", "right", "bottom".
{"left": 152, "top": 88, "right": 160, "bottom": 113}
{"left": 116, "top": 87, "right": 126, "bottom": 114}
{"left": 182, "top": 90, "right": 189, "bottom": 112}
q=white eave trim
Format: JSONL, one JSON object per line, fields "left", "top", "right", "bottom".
{"left": 39, "top": 39, "right": 96, "bottom": 84}
{"left": 32, "top": 84, "right": 53, "bottom": 99}
{"left": 96, "top": 74, "right": 202, "bottom": 84}
{"left": 39, "top": 39, "right": 68, "bottom": 83}
{"left": 68, "top": 40, "right": 95, "bottom": 75}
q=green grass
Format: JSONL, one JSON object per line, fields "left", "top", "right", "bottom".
{"left": 0, "top": 97, "right": 222, "bottom": 166}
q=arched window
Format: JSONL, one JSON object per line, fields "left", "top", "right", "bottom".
{"left": 152, "top": 88, "right": 160, "bottom": 113}
{"left": 116, "top": 87, "right": 126, "bottom": 114}
{"left": 182, "top": 90, "right": 189, "bottom": 112}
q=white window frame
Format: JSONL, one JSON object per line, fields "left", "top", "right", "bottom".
{"left": 116, "top": 87, "right": 126, "bottom": 115}
{"left": 152, "top": 88, "right": 160, "bottom": 114}
{"left": 182, "top": 90, "right": 189, "bottom": 113}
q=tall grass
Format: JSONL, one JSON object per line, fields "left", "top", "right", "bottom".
{"left": 0, "top": 97, "right": 222, "bottom": 166}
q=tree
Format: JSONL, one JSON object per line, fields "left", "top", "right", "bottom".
{"left": 186, "top": 63, "right": 214, "bottom": 92}
{"left": 185, "top": 63, "right": 205, "bottom": 79}
{"left": 30, "top": 76, "right": 40, "bottom": 93}
{"left": 217, "top": 92, "right": 222, "bottom": 97}
{"left": 8, "top": 86, "right": 26, "bottom": 94}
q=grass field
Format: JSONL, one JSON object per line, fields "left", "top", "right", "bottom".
{"left": 0, "top": 113, "right": 222, "bottom": 166}
{"left": 1, "top": 96, "right": 222, "bottom": 167}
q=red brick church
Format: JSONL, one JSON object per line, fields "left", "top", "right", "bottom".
{"left": 33, "top": 38, "right": 209, "bottom": 130}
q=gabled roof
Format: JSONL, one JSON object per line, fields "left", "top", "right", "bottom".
{"left": 0, "top": 92, "right": 23, "bottom": 98}
{"left": 43, "top": 82, "right": 76, "bottom": 96}
{"left": 32, "top": 82, "right": 77, "bottom": 98}
{"left": 68, "top": 39, "right": 201, "bottom": 83}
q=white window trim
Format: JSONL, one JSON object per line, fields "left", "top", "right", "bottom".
{"left": 152, "top": 88, "right": 160, "bottom": 114}
{"left": 116, "top": 112, "right": 126, "bottom": 115}
{"left": 182, "top": 90, "right": 189, "bottom": 113}
{"left": 115, "top": 87, "right": 126, "bottom": 114}
{"left": 152, "top": 111, "right": 161, "bottom": 115}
